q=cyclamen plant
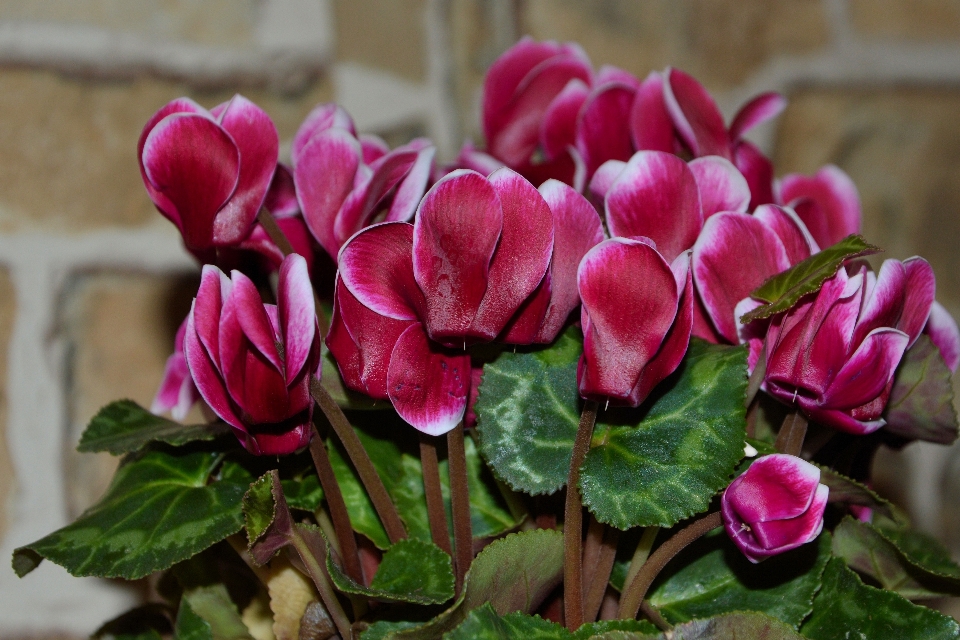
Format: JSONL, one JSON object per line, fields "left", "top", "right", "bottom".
{"left": 15, "top": 37, "right": 960, "bottom": 640}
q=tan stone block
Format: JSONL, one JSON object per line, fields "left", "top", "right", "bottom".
{"left": 333, "top": 0, "right": 428, "bottom": 82}
{"left": 0, "top": 0, "right": 259, "bottom": 47}
{"left": 520, "top": 0, "right": 829, "bottom": 90}
{"left": 774, "top": 88, "right": 960, "bottom": 313}
{"left": 0, "top": 270, "right": 16, "bottom": 540}
{"left": 62, "top": 271, "right": 199, "bottom": 517}
{"left": 850, "top": 0, "right": 960, "bottom": 40}
{"left": 0, "top": 69, "right": 333, "bottom": 233}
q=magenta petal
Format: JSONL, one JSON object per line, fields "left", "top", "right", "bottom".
{"left": 733, "top": 140, "right": 776, "bottom": 209}
{"left": 230, "top": 271, "right": 283, "bottom": 372}
{"left": 803, "top": 406, "right": 886, "bottom": 435}
{"left": 853, "top": 259, "right": 907, "bottom": 346}
{"left": 926, "top": 301, "right": 960, "bottom": 372}
{"left": 780, "top": 165, "right": 861, "bottom": 249}
{"left": 414, "top": 170, "right": 503, "bottom": 341}
{"left": 278, "top": 254, "right": 316, "bottom": 382}
{"left": 263, "top": 163, "right": 300, "bottom": 218}
{"left": 578, "top": 238, "right": 680, "bottom": 404}
{"left": 138, "top": 98, "right": 208, "bottom": 219}
{"left": 752, "top": 484, "right": 828, "bottom": 550}
{"left": 689, "top": 156, "right": 750, "bottom": 218}
{"left": 295, "top": 128, "right": 362, "bottom": 259}
{"left": 386, "top": 323, "right": 470, "bottom": 435}
{"left": 576, "top": 82, "right": 637, "bottom": 177}
{"left": 630, "top": 72, "right": 676, "bottom": 153}
{"left": 540, "top": 78, "right": 590, "bottom": 160}
{"left": 606, "top": 151, "right": 702, "bottom": 263}
{"left": 471, "top": 169, "right": 554, "bottom": 340}
{"left": 693, "top": 212, "right": 790, "bottom": 343}
{"left": 386, "top": 144, "right": 435, "bottom": 223}
{"left": 822, "top": 328, "right": 909, "bottom": 410}
{"left": 142, "top": 114, "right": 240, "bottom": 250}
{"left": 728, "top": 454, "right": 822, "bottom": 523}
{"left": 236, "top": 344, "right": 293, "bottom": 424}
{"left": 213, "top": 95, "right": 280, "bottom": 244}
{"left": 292, "top": 103, "right": 356, "bottom": 165}
{"left": 588, "top": 160, "right": 627, "bottom": 207}
{"left": 333, "top": 147, "right": 420, "bottom": 243}
{"left": 194, "top": 265, "right": 228, "bottom": 366}
{"left": 595, "top": 65, "right": 639, "bottom": 88}
{"left": 753, "top": 204, "right": 819, "bottom": 264}
{"left": 664, "top": 68, "right": 730, "bottom": 159}
{"left": 453, "top": 141, "right": 506, "bottom": 177}
{"left": 339, "top": 222, "right": 423, "bottom": 321}
{"left": 900, "top": 257, "right": 936, "bottom": 346}
{"left": 501, "top": 273, "right": 552, "bottom": 345}
{"left": 728, "top": 92, "right": 787, "bottom": 141}
{"left": 360, "top": 134, "right": 390, "bottom": 164}
{"left": 246, "top": 420, "right": 312, "bottom": 456}
{"left": 535, "top": 180, "right": 605, "bottom": 343}
{"left": 152, "top": 351, "right": 191, "bottom": 416}
{"left": 183, "top": 302, "right": 243, "bottom": 430}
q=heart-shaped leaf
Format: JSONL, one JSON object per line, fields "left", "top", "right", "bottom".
{"left": 77, "top": 399, "right": 229, "bottom": 455}
{"left": 800, "top": 558, "right": 960, "bottom": 639}
{"left": 741, "top": 234, "right": 880, "bottom": 324}
{"left": 360, "top": 529, "right": 564, "bottom": 639}
{"left": 648, "top": 530, "right": 830, "bottom": 627}
{"left": 327, "top": 538, "right": 455, "bottom": 605}
{"left": 817, "top": 468, "right": 910, "bottom": 528}
{"left": 884, "top": 335, "right": 958, "bottom": 444}
{"left": 280, "top": 474, "right": 324, "bottom": 512}
{"left": 833, "top": 517, "right": 960, "bottom": 599}
{"left": 477, "top": 334, "right": 748, "bottom": 529}
{"left": 13, "top": 450, "right": 251, "bottom": 579}
{"left": 670, "top": 612, "right": 805, "bottom": 639}
{"left": 442, "top": 603, "right": 660, "bottom": 639}
{"left": 181, "top": 584, "right": 253, "bottom": 640}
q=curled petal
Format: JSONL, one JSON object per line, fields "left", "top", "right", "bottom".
{"left": 753, "top": 204, "right": 819, "bottom": 264}
{"left": 339, "top": 222, "right": 423, "bottom": 321}
{"left": 630, "top": 72, "right": 675, "bottom": 153}
{"left": 278, "top": 254, "right": 317, "bottom": 382}
{"left": 750, "top": 485, "right": 828, "bottom": 559}
{"left": 688, "top": 156, "right": 750, "bottom": 218}
{"left": 138, "top": 97, "right": 207, "bottom": 219}
{"left": 926, "top": 301, "right": 960, "bottom": 372}
{"left": 900, "top": 257, "right": 936, "bottom": 346}
{"left": 664, "top": 68, "right": 730, "bottom": 159}
{"left": 728, "top": 92, "right": 787, "bottom": 141}
{"left": 245, "top": 417, "right": 312, "bottom": 456}
{"left": 452, "top": 141, "right": 505, "bottom": 177}
{"left": 821, "top": 328, "right": 909, "bottom": 410}
{"left": 263, "top": 164, "right": 300, "bottom": 218}
{"left": 386, "top": 323, "right": 471, "bottom": 435}
{"left": 142, "top": 114, "right": 240, "bottom": 250}
{"left": 360, "top": 134, "right": 390, "bottom": 164}
{"left": 387, "top": 144, "right": 435, "bottom": 223}
{"left": 501, "top": 273, "right": 552, "bottom": 345}
{"left": 414, "top": 170, "right": 503, "bottom": 342}
{"left": 184, "top": 301, "right": 243, "bottom": 430}
{"left": 292, "top": 103, "right": 356, "bottom": 165}
{"left": 733, "top": 140, "right": 776, "bottom": 209}
{"left": 803, "top": 405, "right": 886, "bottom": 436}
{"left": 230, "top": 271, "right": 283, "bottom": 371}
{"left": 726, "top": 454, "right": 822, "bottom": 524}
{"left": 606, "top": 150, "right": 702, "bottom": 263}
{"left": 780, "top": 165, "right": 861, "bottom": 249}
{"left": 587, "top": 159, "right": 627, "bottom": 207}
{"left": 853, "top": 259, "right": 907, "bottom": 346}
{"left": 576, "top": 82, "right": 636, "bottom": 178}
{"left": 194, "top": 265, "right": 230, "bottom": 366}
{"left": 540, "top": 78, "right": 590, "bottom": 160}
{"left": 333, "top": 147, "right": 421, "bottom": 243}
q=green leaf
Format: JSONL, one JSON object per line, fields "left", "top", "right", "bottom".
{"left": 477, "top": 334, "right": 748, "bottom": 529}
{"left": 242, "top": 474, "right": 275, "bottom": 549}
{"left": 648, "top": 529, "right": 831, "bottom": 627}
{"left": 329, "top": 413, "right": 519, "bottom": 550}
{"left": 77, "top": 399, "right": 230, "bottom": 454}
{"left": 12, "top": 450, "right": 251, "bottom": 579}
{"left": 442, "top": 603, "right": 565, "bottom": 639}
{"left": 833, "top": 517, "right": 960, "bottom": 599}
{"left": 671, "top": 612, "right": 805, "bottom": 639}
{"left": 182, "top": 584, "right": 254, "bottom": 640}
{"left": 475, "top": 328, "right": 583, "bottom": 495}
{"left": 574, "top": 620, "right": 660, "bottom": 639}
{"left": 280, "top": 473, "right": 324, "bottom": 512}
{"left": 741, "top": 234, "right": 881, "bottom": 323}
{"left": 176, "top": 598, "right": 214, "bottom": 640}
{"left": 328, "top": 538, "right": 455, "bottom": 605}
{"left": 361, "top": 529, "right": 564, "bottom": 639}
{"left": 817, "top": 468, "right": 909, "bottom": 528}
{"left": 580, "top": 340, "right": 748, "bottom": 528}
{"left": 800, "top": 558, "right": 960, "bottom": 639}
{"left": 884, "top": 335, "right": 959, "bottom": 444}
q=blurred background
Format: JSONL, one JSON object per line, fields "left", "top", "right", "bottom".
{"left": 2, "top": 0, "right": 960, "bottom": 636}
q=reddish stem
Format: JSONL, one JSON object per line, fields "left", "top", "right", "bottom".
{"left": 564, "top": 399, "right": 599, "bottom": 631}
{"left": 420, "top": 433, "right": 452, "bottom": 556}
{"left": 447, "top": 424, "right": 472, "bottom": 594}
{"left": 775, "top": 410, "right": 809, "bottom": 457}
{"left": 583, "top": 523, "right": 620, "bottom": 624}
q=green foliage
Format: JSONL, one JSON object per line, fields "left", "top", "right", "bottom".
{"left": 181, "top": 585, "right": 253, "bottom": 640}
{"left": 13, "top": 450, "right": 251, "bottom": 579}
{"left": 801, "top": 558, "right": 960, "bottom": 639}
{"left": 175, "top": 599, "right": 214, "bottom": 640}
{"left": 327, "top": 538, "right": 455, "bottom": 605}
{"left": 670, "top": 612, "right": 805, "bottom": 639}
{"left": 741, "top": 234, "right": 881, "bottom": 323}
{"left": 884, "top": 335, "right": 959, "bottom": 444}
{"left": 77, "top": 399, "right": 229, "bottom": 454}
{"left": 476, "top": 334, "right": 748, "bottom": 529}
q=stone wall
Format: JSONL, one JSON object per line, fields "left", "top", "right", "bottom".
{"left": 2, "top": 0, "right": 960, "bottom": 634}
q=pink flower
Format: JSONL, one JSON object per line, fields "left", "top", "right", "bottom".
{"left": 777, "top": 165, "right": 862, "bottom": 250}
{"left": 139, "top": 95, "right": 279, "bottom": 255}
{"left": 151, "top": 317, "right": 200, "bottom": 421}
{"left": 763, "top": 258, "right": 936, "bottom": 434}
{"left": 292, "top": 103, "right": 434, "bottom": 263}
{"left": 722, "top": 454, "right": 829, "bottom": 563}
{"left": 183, "top": 254, "right": 320, "bottom": 455}
{"left": 577, "top": 238, "right": 694, "bottom": 407}
{"left": 327, "top": 169, "right": 602, "bottom": 433}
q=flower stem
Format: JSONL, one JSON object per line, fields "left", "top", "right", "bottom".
{"left": 618, "top": 511, "right": 722, "bottom": 620}
{"left": 583, "top": 522, "right": 620, "bottom": 624}
{"left": 420, "top": 432, "right": 452, "bottom": 556}
{"left": 744, "top": 345, "right": 766, "bottom": 408}
{"left": 310, "top": 379, "right": 408, "bottom": 544}
{"left": 447, "top": 423, "right": 472, "bottom": 594}
{"left": 622, "top": 526, "right": 659, "bottom": 591}
{"left": 564, "top": 399, "right": 599, "bottom": 631}
{"left": 290, "top": 526, "right": 353, "bottom": 639}
{"left": 775, "top": 410, "right": 808, "bottom": 456}
{"left": 308, "top": 421, "right": 363, "bottom": 585}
